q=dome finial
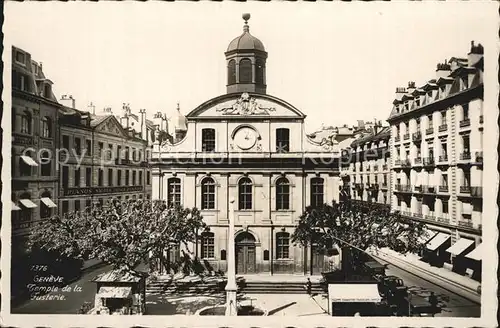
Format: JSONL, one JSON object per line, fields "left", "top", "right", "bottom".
{"left": 242, "top": 13, "right": 250, "bottom": 32}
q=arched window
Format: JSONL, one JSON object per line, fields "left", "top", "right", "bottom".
{"left": 239, "top": 58, "right": 252, "bottom": 83}
{"left": 40, "top": 151, "right": 51, "bottom": 176}
{"left": 227, "top": 59, "right": 236, "bottom": 85}
{"left": 20, "top": 111, "right": 32, "bottom": 134}
{"left": 19, "top": 193, "right": 35, "bottom": 225}
{"left": 238, "top": 177, "right": 252, "bottom": 210}
{"left": 201, "top": 177, "right": 216, "bottom": 210}
{"left": 168, "top": 177, "right": 182, "bottom": 206}
{"left": 202, "top": 128, "right": 216, "bottom": 152}
{"left": 41, "top": 116, "right": 52, "bottom": 138}
{"left": 40, "top": 191, "right": 53, "bottom": 219}
{"left": 276, "top": 231, "right": 290, "bottom": 259}
{"left": 276, "top": 128, "right": 290, "bottom": 153}
{"left": 201, "top": 232, "right": 215, "bottom": 259}
{"left": 310, "top": 177, "right": 324, "bottom": 208}
{"left": 276, "top": 177, "right": 290, "bottom": 210}
{"left": 255, "top": 58, "right": 265, "bottom": 85}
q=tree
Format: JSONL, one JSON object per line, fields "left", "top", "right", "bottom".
{"left": 292, "top": 199, "right": 428, "bottom": 271}
{"left": 28, "top": 199, "right": 206, "bottom": 276}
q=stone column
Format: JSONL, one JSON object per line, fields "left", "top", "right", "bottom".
{"left": 225, "top": 198, "right": 238, "bottom": 316}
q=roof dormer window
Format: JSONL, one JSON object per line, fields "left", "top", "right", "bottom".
{"left": 15, "top": 51, "right": 26, "bottom": 66}
{"left": 461, "top": 76, "right": 469, "bottom": 90}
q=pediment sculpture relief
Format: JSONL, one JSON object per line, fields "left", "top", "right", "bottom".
{"left": 217, "top": 93, "right": 276, "bottom": 116}
{"left": 307, "top": 128, "right": 339, "bottom": 151}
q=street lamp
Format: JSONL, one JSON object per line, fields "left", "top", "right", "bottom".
{"left": 225, "top": 197, "right": 238, "bottom": 316}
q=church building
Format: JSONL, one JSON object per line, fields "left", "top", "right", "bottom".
{"left": 151, "top": 14, "right": 342, "bottom": 275}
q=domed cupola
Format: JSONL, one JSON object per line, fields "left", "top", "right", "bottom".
{"left": 225, "top": 13, "right": 268, "bottom": 95}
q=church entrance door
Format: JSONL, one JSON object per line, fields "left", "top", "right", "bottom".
{"left": 235, "top": 232, "right": 256, "bottom": 274}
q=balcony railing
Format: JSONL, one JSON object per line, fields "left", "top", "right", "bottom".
{"left": 395, "top": 184, "right": 411, "bottom": 192}
{"left": 395, "top": 136, "right": 401, "bottom": 142}
{"left": 382, "top": 164, "right": 388, "bottom": 171}
{"left": 380, "top": 183, "right": 388, "bottom": 189}
{"left": 401, "top": 159, "right": 411, "bottom": 167}
{"left": 403, "top": 133, "right": 410, "bottom": 140}
{"left": 438, "top": 185, "right": 449, "bottom": 192}
{"left": 460, "top": 185, "right": 471, "bottom": 194}
{"left": 414, "top": 157, "right": 422, "bottom": 165}
{"left": 479, "top": 115, "right": 483, "bottom": 124}
{"left": 471, "top": 186, "right": 482, "bottom": 197}
{"left": 438, "top": 124, "right": 448, "bottom": 132}
{"left": 373, "top": 165, "right": 378, "bottom": 171}
{"left": 426, "top": 127, "right": 434, "bottom": 135}
{"left": 422, "top": 185, "right": 436, "bottom": 194}
{"left": 459, "top": 119, "right": 471, "bottom": 128}
{"left": 412, "top": 132, "right": 422, "bottom": 142}
{"left": 414, "top": 185, "right": 422, "bottom": 192}
{"left": 438, "top": 155, "right": 448, "bottom": 162}
{"left": 394, "top": 159, "right": 401, "bottom": 166}
{"left": 436, "top": 216, "right": 450, "bottom": 224}
{"left": 458, "top": 220, "right": 473, "bottom": 228}
{"left": 423, "top": 157, "right": 435, "bottom": 166}
{"left": 460, "top": 152, "right": 471, "bottom": 160}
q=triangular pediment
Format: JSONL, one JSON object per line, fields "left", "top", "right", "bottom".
{"left": 93, "top": 116, "right": 128, "bottom": 138}
{"left": 187, "top": 93, "right": 306, "bottom": 120}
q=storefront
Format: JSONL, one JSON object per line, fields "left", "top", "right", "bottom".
{"left": 424, "top": 232, "right": 451, "bottom": 267}
{"left": 446, "top": 237, "right": 475, "bottom": 275}
{"left": 464, "top": 243, "right": 483, "bottom": 281}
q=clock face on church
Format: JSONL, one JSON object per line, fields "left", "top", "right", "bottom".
{"left": 234, "top": 127, "right": 258, "bottom": 150}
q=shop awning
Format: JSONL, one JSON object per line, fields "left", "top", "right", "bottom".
{"left": 12, "top": 202, "right": 21, "bottom": 211}
{"left": 40, "top": 197, "right": 57, "bottom": 208}
{"left": 418, "top": 229, "right": 437, "bottom": 244}
{"left": 20, "top": 155, "right": 38, "bottom": 166}
{"left": 464, "top": 243, "right": 483, "bottom": 261}
{"left": 19, "top": 199, "right": 37, "bottom": 209}
{"left": 328, "top": 284, "right": 382, "bottom": 303}
{"left": 446, "top": 238, "right": 475, "bottom": 256}
{"left": 426, "top": 232, "right": 450, "bottom": 251}
{"left": 97, "top": 286, "right": 132, "bottom": 298}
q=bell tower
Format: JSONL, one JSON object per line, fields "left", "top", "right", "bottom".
{"left": 225, "top": 14, "right": 267, "bottom": 95}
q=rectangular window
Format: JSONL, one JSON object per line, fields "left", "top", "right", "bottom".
{"left": 74, "top": 200, "right": 81, "bottom": 213}
{"left": 441, "top": 111, "right": 447, "bottom": 125}
{"left": 310, "top": 178, "right": 324, "bottom": 208}
{"left": 85, "top": 139, "right": 92, "bottom": 156}
{"left": 442, "top": 174, "right": 448, "bottom": 186}
{"left": 132, "top": 171, "right": 136, "bottom": 186}
{"left": 63, "top": 135, "right": 70, "bottom": 150}
{"left": 62, "top": 166, "right": 69, "bottom": 188}
{"left": 118, "top": 170, "right": 122, "bottom": 186}
{"left": 416, "top": 118, "right": 421, "bottom": 130}
{"left": 276, "top": 232, "right": 290, "bottom": 259}
{"left": 86, "top": 167, "right": 92, "bottom": 187}
{"left": 441, "top": 142, "right": 447, "bottom": 156}
{"left": 139, "top": 171, "right": 143, "bottom": 185}
{"left": 125, "top": 170, "right": 130, "bottom": 185}
{"left": 15, "top": 51, "right": 26, "bottom": 65}
{"left": 462, "top": 135, "right": 470, "bottom": 153}
{"left": 74, "top": 168, "right": 81, "bottom": 187}
{"left": 98, "top": 169, "right": 103, "bottom": 186}
{"left": 202, "top": 178, "right": 216, "bottom": 210}
{"left": 108, "top": 144, "right": 113, "bottom": 160}
{"left": 202, "top": 129, "right": 216, "bottom": 152}
{"left": 147, "top": 172, "right": 151, "bottom": 185}
{"left": 108, "top": 169, "right": 113, "bottom": 186}
{"left": 201, "top": 233, "right": 215, "bottom": 259}
{"left": 98, "top": 142, "right": 104, "bottom": 157}
{"left": 276, "top": 128, "right": 290, "bottom": 153}
{"left": 168, "top": 178, "right": 182, "bottom": 206}
{"left": 74, "top": 137, "right": 82, "bottom": 155}
{"left": 117, "top": 145, "right": 122, "bottom": 159}
{"left": 462, "top": 169, "right": 471, "bottom": 187}
{"left": 442, "top": 201, "right": 449, "bottom": 214}
{"left": 428, "top": 114, "right": 433, "bottom": 127}
{"left": 62, "top": 201, "right": 69, "bottom": 215}
{"left": 463, "top": 103, "right": 469, "bottom": 119}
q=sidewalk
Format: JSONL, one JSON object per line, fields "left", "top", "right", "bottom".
{"left": 240, "top": 274, "right": 322, "bottom": 283}
{"left": 369, "top": 247, "right": 481, "bottom": 303}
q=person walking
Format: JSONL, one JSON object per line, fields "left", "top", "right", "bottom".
{"left": 428, "top": 291, "right": 439, "bottom": 317}
{"left": 305, "top": 278, "right": 312, "bottom": 297}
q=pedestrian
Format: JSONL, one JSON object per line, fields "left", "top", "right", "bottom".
{"left": 305, "top": 277, "right": 312, "bottom": 297}
{"left": 428, "top": 291, "right": 438, "bottom": 316}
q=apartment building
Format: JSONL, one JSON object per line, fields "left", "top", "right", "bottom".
{"left": 58, "top": 106, "right": 153, "bottom": 213}
{"left": 387, "top": 41, "right": 484, "bottom": 278}
{"left": 11, "top": 46, "right": 61, "bottom": 254}
{"left": 341, "top": 124, "right": 391, "bottom": 207}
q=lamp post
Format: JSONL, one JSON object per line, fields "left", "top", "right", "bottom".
{"left": 225, "top": 197, "right": 238, "bottom": 316}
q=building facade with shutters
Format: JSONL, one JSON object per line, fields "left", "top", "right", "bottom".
{"left": 58, "top": 106, "right": 153, "bottom": 213}
{"left": 387, "top": 41, "right": 484, "bottom": 278}
{"left": 150, "top": 16, "right": 343, "bottom": 275}
{"left": 11, "top": 46, "right": 61, "bottom": 256}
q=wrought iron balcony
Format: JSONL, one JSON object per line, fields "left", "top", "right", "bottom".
{"left": 380, "top": 183, "right": 388, "bottom": 189}
{"left": 475, "top": 151, "right": 483, "bottom": 163}
{"left": 423, "top": 157, "right": 435, "bottom": 166}
{"left": 395, "top": 136, "right": 401, "bottom": 142}
{"left": 460, "top": 151, "right": 471, "bottom": 160}
{"left": 414, "top": 185, "right": 422, "bottom": 192}
{"left": 401, "top": 159, "right": 411, "bottom": 167}
{"left": 458, "top": 220, "right": 473, "bottom": 228}
{"left": 426, "top": 127, "right": 434, "bottom": 135}
{"left": 395, "top": 184, "right": 411, "bottom": 192}
{"left": 438, "top": 155, "right": 448, "bottom": 162}
{"left": 438, "top": 124, "right": 448, "bottom": 132}
{"left": 438, "top": 185, "right": 449, "bottom": 192}
{"left": 382, "top": 164, "right": 388, "bottom": 171}
{"left": 394, "top": 159, "right": 401, "bottom": 166}
{"left": 412, "top": 132, "right": 422, "bottom": 142}
{"left": 460, "top": 185, "right": 471, "bottom": 194}
{"left": 459, "top": 119, "right": 471, "bottom": 128}
{"left": 422, "top": 185, "right": 436, "bottom": 194}
{"left": 414, "top": 157, "right": 422, "bottom": 165}
{"left": 471, "top": 186, "right": 482, "bottom": 197}
{"left": 403, "top": 133, "right": 410, "bottom": 140}
{"left": 424, "top": 214, "right": 436, "bottom": 222}
{"left": 436, "top": 216, "right": 450, "bottom": 224}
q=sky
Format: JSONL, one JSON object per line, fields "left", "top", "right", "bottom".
{"left": 4, "top": 2, "right": 496, "bottom": 132}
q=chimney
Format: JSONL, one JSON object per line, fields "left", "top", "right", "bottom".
{"left": 139, "top": 109, "right": 147, "bottom": 141}
{"left": 436, "top": 59, "right": 451, "bottom": 79}
{"left": 60, "top": 94, "right": 76, "bottom": 109}
{"left": 406, "top": 81, "right": 416, "bottom": 94}
{"left": 357, "top": 120, "right": 365, "bottom": 129}
{"left": 468, "top": 40, "right": 484, "bottom": 66}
